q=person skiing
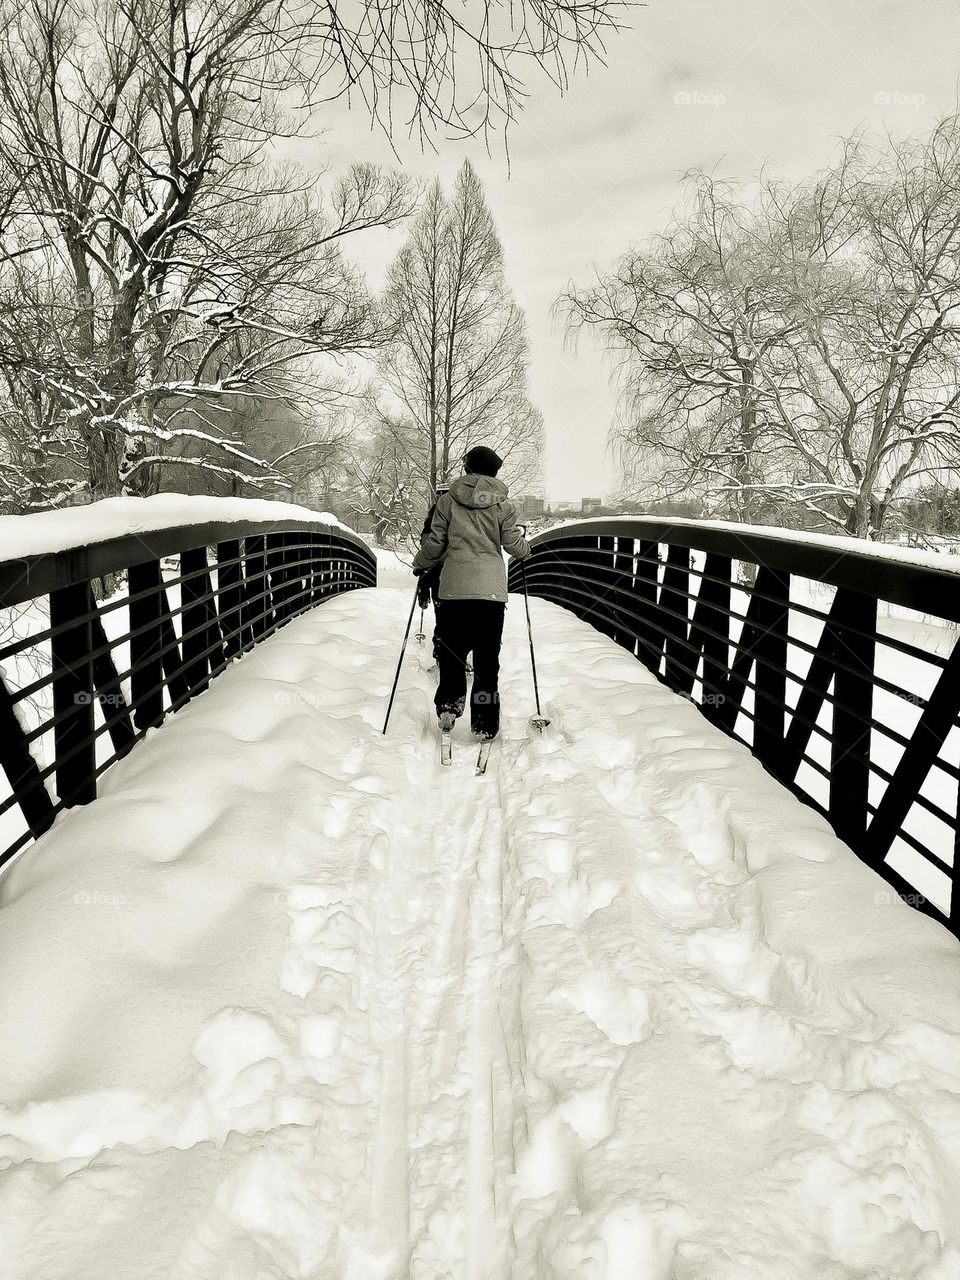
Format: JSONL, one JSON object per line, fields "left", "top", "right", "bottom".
{"left": 416, "top": 481, "right": 448, "bottom": 666}
{"left": 413, "top": 445, "right": 530, "bottom": 743}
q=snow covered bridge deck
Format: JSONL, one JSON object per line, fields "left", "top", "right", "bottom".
{"left": 1, "top": 505, "right": 960, "bottom": 1277}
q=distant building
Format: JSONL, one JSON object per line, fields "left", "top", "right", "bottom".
{"left": 581, "top": 497, "right": 602, "bottom": 515}
{"left": 516, "top": 494, "right": 545, "bottom": 520}
{"left": 545, "top": 499, "right": 580, "bottom": 514}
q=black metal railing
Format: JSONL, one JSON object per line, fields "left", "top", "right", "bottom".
{"left": 0, "top": 516, "right": 376, "bottom": 868}
{"left": 510, "top": 518, "right": 960, "bottom": 938}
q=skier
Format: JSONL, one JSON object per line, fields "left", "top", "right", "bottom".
{"left": 413, "top": 445, "right": 530, "bottom": 755}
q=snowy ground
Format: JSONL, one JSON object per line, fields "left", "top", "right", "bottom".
{"left": 2, "top": 583, "right": 960, "bottom": 1278}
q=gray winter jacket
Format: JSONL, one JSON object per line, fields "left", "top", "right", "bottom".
{"left": 413, "top": 474, "right": 530, "bottom": 603}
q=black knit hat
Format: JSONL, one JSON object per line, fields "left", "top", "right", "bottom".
{"left": 463, "top": 445, "right": 503, "bottom": 477}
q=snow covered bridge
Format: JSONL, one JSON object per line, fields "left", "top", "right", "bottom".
{"left": 1, "top": 500, "right": 960, "bottom": 1279}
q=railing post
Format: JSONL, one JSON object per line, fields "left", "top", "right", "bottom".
{"left": 267, "top": 533, "right": 290, "bottom": 625}
{"left": 217, "top": 539, "right": 244, "bottom": 659}
{"left": 558, "top": 534, "right": 591, "bottom": 617}
{"left": 830, "top": 588, "right": 877, "bottom": 847}
{"left": 592, "top": 535, "right": 617, "bottom": 641}
{"left": 308, "top": 532, "right": 322, "bottom": 602}
{"left": 243, "top": 534, "right": 271, "bottom": 641}
{"left": 128, "top": 560, "right": 165, "bottom": 730}
{"left": 288, "top": 531, "right": 304, "bottom": 615}
{"left": 690, "top": 552, "right": 732, "bottom": 725}
{"left": 311, "top": 533, "right": 326, "bottom": 601}
{"left": 632, "top": 539, "right": 660, "bottom": 672}
{"left": 660, "top": 543, "right": 691, "bottom": 692}
{"left": 0, "top": 675, "right": 54, "bottom": 838}
{"left": 290, "top": 533, "right": 310, "bottom": 613}
{"left": 89, "top": 593, "right": 135, "bottom": 755}
{"left": 783, "top": 601, "right": 838, "bottom": 778}
{"left": 611, "top": 536, "right": 634, "bottom": 651}
{"left": 181, "top": 547, "right": 216, "bottom": 696}
{"left": 953, "top": 807, "right": 960, "bottom": 934}
{"left": 276, "top": 529, "right": 295, "bottom": 624}
{"left": 864, "top": 639, "right": 960, "bottom": 871}
{"left": 318, "top": 532, "right": 334, "bottom": 599}
{"left": 50, "top": 581, "right": 96, "bottom": 806}
{"left": 616, "top": 535, "right": 640, "bottom": 650}
{"left": 752, "top": 566, "right": 790, "bottom": 774}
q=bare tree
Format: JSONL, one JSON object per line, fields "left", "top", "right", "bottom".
{"left": 378, "top": 159, "right": 543, "bottom": 501}
{"left": 561, "top": 170, "right": 810, "bottom": 522}
{"left": 0, "top": 0, "right": 415, "bottom": 503}
{"left": 779, "top": 119, "right": 960, "bottom": 536}
{"left": 565, "top": 117, "right": 960, "bottom": 539}
{"left": 0, "top": 0, "right": 621, "bottom": 510}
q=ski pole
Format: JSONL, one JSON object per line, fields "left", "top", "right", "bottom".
{"left": 520, "top": 559, "right": 551, "bottom": 733}
{"left": 382, "top": 583, "right": 420, "bottom": 735}
{"left": 415, "top": 606, "right": 425, "bottom": 644}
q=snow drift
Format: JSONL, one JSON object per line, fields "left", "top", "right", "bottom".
{"left": 0, "top": 583, "right": 958, "bottom": 1279}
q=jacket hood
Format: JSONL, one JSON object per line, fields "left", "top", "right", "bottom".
{"left": 449, "top": 474, "right": 508, "bottom": 510}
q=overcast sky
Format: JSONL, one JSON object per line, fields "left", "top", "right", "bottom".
{"left": 285, "top": 0, "right": 960, "bottom": 500}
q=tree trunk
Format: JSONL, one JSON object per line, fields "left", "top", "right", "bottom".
{"left": 86, "top": 421, "right": 123, "bottom": 499}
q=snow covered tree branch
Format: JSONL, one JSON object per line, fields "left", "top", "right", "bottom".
{"left": 0, "top": 0, "right": 424, "bottom": 506}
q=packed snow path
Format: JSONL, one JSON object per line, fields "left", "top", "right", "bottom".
{"left": 2, "top": 584, "right": 960, "bottom": 1279}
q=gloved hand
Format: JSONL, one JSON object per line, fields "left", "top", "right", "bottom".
{"left": 417, "top": 581, "right": 431, "bottom": 608}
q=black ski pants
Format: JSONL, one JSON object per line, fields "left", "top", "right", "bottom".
{"left": 434, "top": 599, "right": 506, "bottom": 737}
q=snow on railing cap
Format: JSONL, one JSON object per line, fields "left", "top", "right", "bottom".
{"left": 0, "top": 494, "right": 364, "bottom": 564}
{"left": 534, "top": 514, "right": 960, "bottom": 576}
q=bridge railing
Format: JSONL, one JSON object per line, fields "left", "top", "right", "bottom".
{"left": 509, "top": 517, "right": 960, "bottom": 938}
{"left": 0, "top": 516, "right": 376, "bottom": 869}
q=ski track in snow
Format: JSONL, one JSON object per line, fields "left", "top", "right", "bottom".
{"left": 1, "top": 584, "right": 960, "bottom": 1278}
